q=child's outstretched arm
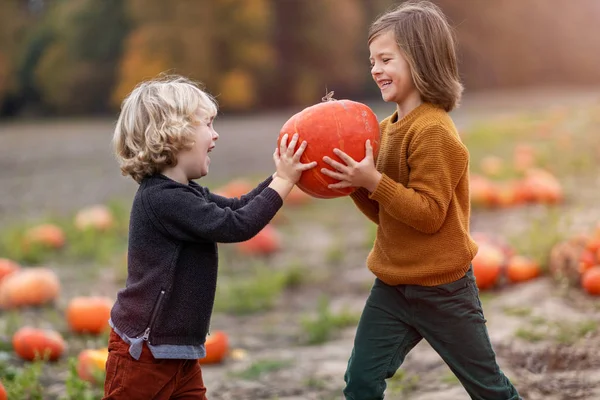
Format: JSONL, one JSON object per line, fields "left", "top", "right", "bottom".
{"left": 195, "top": 176, "right": 275, "bottom": 210}
{"left": 143, "top": 134, "right": 315, "bottom": 243}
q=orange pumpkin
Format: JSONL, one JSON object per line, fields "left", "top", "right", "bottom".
{"left": 236, "top": 224, "right": 281, "bottom": 255}
{"left": 522, "top": 168, "right": 563, "bottom": 204}
{"left": 479, "top": 155, "right": 504, "bottom": 177}
{"left": 0, "top": 258, "right": 20, "bottom": 282}
{"left": 74, "top": 204, "right": 115, "bottom": 231}
{"left": 469, "top": 175, "right": 496, "bottom": 207}
{"left": 278, "top": 93, "right": 380, "bottom": 199}
{"left": 579, "top": 249, "right": 597, "bottom": 275}
{"left": 199, "top": 331, "right": 229, "bottom": 364}
{"left": 582, "top": 266, "right": 600, "bottom": 295}
{"left": 67, "top": 296, "right": 113, "bottom": 334}
{"left": 472, "top": 243, "right": 504, "bottom": 290}
{"left": 23, "top": 224, "right": 66, "bottom": 250}
{"left": 213, "top": 179, "right": 254, "bottom": 199}
{"left": 0, "top": 267, "right": 61, "bottom": 309}
{"left": 506, "top": 256, "right": 540, "bottom": 283}
{"left": 12, "top": 327, "right": 66, "bottom": 361}
{"left": 0, "top": 380, "right": 6, "bottom": 400}
{"left": 77, "top": 348, "right": 109, "bottom": 383}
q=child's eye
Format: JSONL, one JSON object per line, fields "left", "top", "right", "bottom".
{"left": 383, "top": 58, "right": 390, "bottom": 63}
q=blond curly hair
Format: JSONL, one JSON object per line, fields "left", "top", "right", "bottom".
{"left": 113, "top": 74, "right": 218, "bottom": 183}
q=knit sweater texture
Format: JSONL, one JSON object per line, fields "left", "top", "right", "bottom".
{"left": 351, "top": 102, "right": 478, "bottom": 286}
{"left": 110, "top": 174, "right": 282, "bottom": 346}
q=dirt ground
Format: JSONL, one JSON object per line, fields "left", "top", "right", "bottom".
{"left": 1, "top": 87, "right": 600, "bottom": 399}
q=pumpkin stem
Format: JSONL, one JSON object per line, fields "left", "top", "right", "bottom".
{"left": 322, "top": 90, "right": 336, "bottom": 102}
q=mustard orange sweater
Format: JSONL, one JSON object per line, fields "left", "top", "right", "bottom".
{"left": 350, "top": 103, "right": 478, "bottom": 286}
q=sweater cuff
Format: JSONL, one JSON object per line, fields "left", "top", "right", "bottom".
{"left": 369, "top": 173, "right": 401, "bottom": 206}
{"left": 260, "top": 187, "right": 284, "bottom": 209}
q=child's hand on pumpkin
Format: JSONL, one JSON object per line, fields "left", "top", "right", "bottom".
{"left": 273, "top": 133, "right": 317, "bottom": 184}
{"left": 321, "top": 139, "right": 382, "bottom": 192}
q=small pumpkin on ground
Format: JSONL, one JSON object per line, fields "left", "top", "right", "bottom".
{"left": 23, "top": 224, "right": 66, "bottom": 250}
{"left": 506, "top": 256, "right": 540, "bottom": 283}
{"left": 12, "top": 327, "right": 66, "bottom": 361}
{"left": 66, "top": 296, "right": 113, "bottom": 334}
{"left": 199, "top": 331, "right": 229, "bottom": 364}
{"left": 0, "top": 267, "right": 60, "bottom": 309}
{"left": 582, "top": 266, "right": 600, "bottom": 296}
{"left": 74, "top": 204, "right": 115, "bottom": 231}
{"left": 471, "top": 243, "right": 504, "bottom": 290}
{"left": 0, "top": 258, "right": 20, "bottom": 282}
{"left": 236, "top": 224, "right": 281, "bottom": 256}
{"left": 77, "top": 348, "right": 109, "bottom": 383}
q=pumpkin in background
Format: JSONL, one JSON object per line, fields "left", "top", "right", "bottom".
{"left": 67, "top": 296, "right": 113, "bottom": 334}
{"left": 278, "top": 92, "right": 380, "bottom": 199}
{"left": 582, "top": 266, "right": 600, "bottom": 295}
{"left": 213, "top": 179, "right": 253, "bottom": 199}
{"left": 0, "top": 380, "right": 6, "bottom": 400}
{"left": 469, "top": 175, "right": 496, "bottom": 207}
{"left": 471, "top": 243, "right": 504, "bottom": 290}
{"left": 12, "top": 327, "right": 66, "bottom": 361}
{"left": 0, "top": 258, "right": 20, "bottom": 282}
{"left": 506, "top": 256, "right": 540, "bottom": 283}
{"left": 479, "top": 155, "right": 504, "bottom": 177}
{"left": 199, "top": 331, "right": 229, "bottom": 364}
{"left": 74, "top": 204, "right": 115, "bottom": 231}
{"left": 77, "top": 348, "right": 109, "bottom": 383}
{"left": 23, "top": 223, "right": 66, "bottom": 250}
{"left": 285, "top": 186, "right": 312, "bottom": 207}
{"left": 236, "top": 224, "right": 281, "bottom": 256}
{"left": 0, "top": 267, "right": 60, "bottom": 309}
{"left": 522, "top": 168, "right": 563, "bottom": 204}
{"left": 513, "top": 144, "right": 536, "bottom": 171}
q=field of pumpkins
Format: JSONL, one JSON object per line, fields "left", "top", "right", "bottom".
{"left": 0, "top": 101, "right": 600, "bottom": 399}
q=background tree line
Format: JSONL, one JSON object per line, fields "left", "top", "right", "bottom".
{"left": 1, "top": 0, "right": 599, "bottom": 117}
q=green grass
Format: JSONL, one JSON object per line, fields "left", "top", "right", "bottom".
{"left": 299, "top": 296, "right": 360, "bottom": 345}
{"left": 230, "top": 359, "right": 294, "bottom": 380}
{"left": 214, "top": 266, "right": 287, "bottom": 315}
{"left": 0, "top": 201, "right": 129, "bottom": 266}
{"left": 515, "top": 317, "right": 598, "bottom": 344}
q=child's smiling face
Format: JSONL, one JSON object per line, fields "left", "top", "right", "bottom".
{"left": 178, "top": 111, "right": 219, "bottom": 180}
{"left": 369, "top": 30, "right": 420, "bottom": 108}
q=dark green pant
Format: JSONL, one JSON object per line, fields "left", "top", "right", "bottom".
{"left": 344, "top": 268, "right": 520, "bottom": 400}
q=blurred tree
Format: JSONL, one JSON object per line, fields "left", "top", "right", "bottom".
{"left": 271, "top": 0, "right": 373, "bottom": 107}
{"left": 115, "top": 0, "right": 273, "bottom": 112}
{"left": 33, "top": 0, "right": 129, "bottom": 114}
{"left": 0, "top": 0, "right": 36, "bottom": 115}
{"left": 113, "top": 0, "right": 216, "bottom": 108}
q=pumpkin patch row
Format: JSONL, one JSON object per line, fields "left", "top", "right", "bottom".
{"left": 471, "top": 232, "right": 542, "bottom": 290}
{"left": 470, "top": 168, "right": 563, "bottom": 208}
{"left": 549, "top": 222, "right": 600, "bottom": 295}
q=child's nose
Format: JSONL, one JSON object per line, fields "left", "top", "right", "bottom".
{"left": 213, "top": 130, "right": 219, "bottom": 140}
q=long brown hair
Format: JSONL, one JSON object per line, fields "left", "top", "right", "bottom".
{"left": 369, "top": 1, "right": 463, "bottom": 111}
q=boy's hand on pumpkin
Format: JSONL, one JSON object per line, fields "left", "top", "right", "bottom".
{"left": 321, "top": 139, "right": 382, "bottom": 192}
{"left": 273, "top": 133, "right": 317, "bottom": 184}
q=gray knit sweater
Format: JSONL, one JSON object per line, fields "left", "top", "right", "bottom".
{"left": 110, "top": 174, "right": 282, "bottom": 346}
